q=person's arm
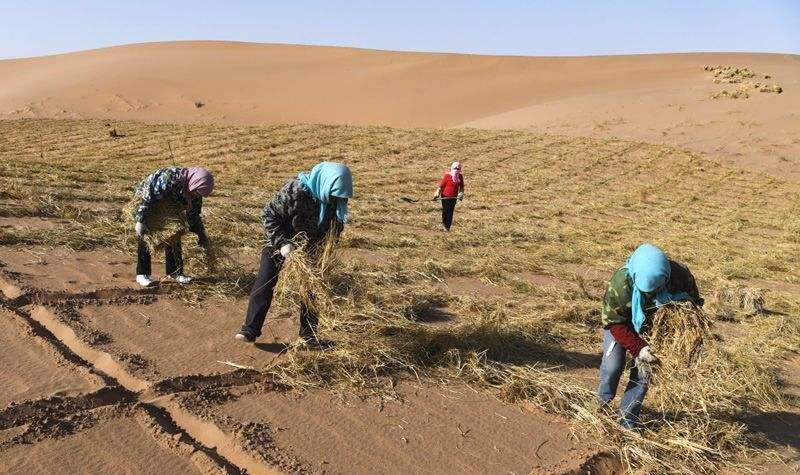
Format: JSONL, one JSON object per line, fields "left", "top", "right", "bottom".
{"left": 134, "top": 169, "right": 172, "bottom": 224}
{"left": 608, "top": 323, "right": 648, "bottom": 357}
{"left": 670, "top": 261, "right": 704, "bottom": 307}
{"left": 434, "top": 175, "right": 447, "bottom": 199}
{"left": 685, "top": 270, "right": 702, "bottom": 306}
{"left": 134, "top": 174, "right": 160, "bottom": 224}
{"left": 602, "top": 270, "right": 648, "bottom": 356}
{"left": 262, "top": 182, "right": 298, "bottom": 250}
{"left": 187, "top": 196, "right": 210, "bottom": 248}
{"left": 330, "top": 219, "right": 344, "bottom": 243}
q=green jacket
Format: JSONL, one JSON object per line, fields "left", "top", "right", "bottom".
{"left": 601, "top": 260, "right": 701, "bottom": 328}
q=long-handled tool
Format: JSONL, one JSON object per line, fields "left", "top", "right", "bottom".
{"left": 398, "top": 196, "right": 460, "bottom": 203}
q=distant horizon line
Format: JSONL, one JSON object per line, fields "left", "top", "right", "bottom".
{"left": 2, "top": 39, "right": 798, "bottom": 61}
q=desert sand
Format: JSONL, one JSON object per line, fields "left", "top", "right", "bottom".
{"left": 1, "top": 41, "right": 799, "bottom": 176}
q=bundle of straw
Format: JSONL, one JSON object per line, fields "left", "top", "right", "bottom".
{"left": 709, "top": 285, "right": 765, "bottom": 320}
{"left": 647, "top": 302, "right": 712, "bottom": 367}
{"left": 274, "top": 231, "right": 340, "bottom": 318}
{"left": 124, "top": 198, "right": 188, "bottom": 253}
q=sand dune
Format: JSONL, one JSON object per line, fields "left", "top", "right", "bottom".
{"left": 1, "top": 41, "right": 799, "bottom": 175}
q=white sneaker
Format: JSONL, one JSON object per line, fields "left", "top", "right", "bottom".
{"left": 136, "top": 275, "right": 153, "bottom": 287}
{"left": 171, "top": 275, "right": 193, "bottom": 284}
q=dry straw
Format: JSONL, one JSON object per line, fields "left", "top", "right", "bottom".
{"left": 274, "top": 230, "right": 340, "bottom": 318}
{"left": 124, "top": 198, "right": 188, "bottom": 253}
{"left": 271, "top": 278, "right": 789, "bottom": 474}
{"left": 708, "top": 285, "right": 765, "bottom": 320}
{"left": 647, "top": 302, "right": 712, "bottom": 366}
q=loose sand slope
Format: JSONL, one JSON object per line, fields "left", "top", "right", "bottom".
{"left": 1, "top": 42, "right": 798, "bottom": 176}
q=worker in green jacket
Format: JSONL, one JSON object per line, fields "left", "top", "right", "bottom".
{"left": 598, "top": 243, "right": 703, "bottom": 430}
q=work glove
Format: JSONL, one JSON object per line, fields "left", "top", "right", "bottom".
{"left": 637, "top": 346, "right": 658, "bottom": 363}
{"left": 135, "top": 222, "right": 147, "bottom": 237}
{"left": 636, "top": 360, "right": 653, "bottom": 380}
{"left": 635, "top": 346, "right": 658, "bottom": 380}
{"left": 457, "top": 192, "right": 465, "bottom": 202}
{"left": 280, "top": 243, "right": 295, "bottom": 258}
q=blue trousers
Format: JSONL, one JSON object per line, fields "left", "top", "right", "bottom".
{"left": 598, "top": 329, "right": 649, "bottom": 429}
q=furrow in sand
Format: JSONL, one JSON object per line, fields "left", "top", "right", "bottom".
{"left": 20, "top": 303, "right": 288, "bottom": 475}
{"left": 147, "top": 370, "right": 274, "bottom": 398}
{"left": 28, "top": 305, "right": 151, "bottom": 392}
{"left": 0, "top": 387, "right": 132, "bottom": 430}
{"left": 147, "top": 395, "right": 284, "bottom": 475}
{"left": 0, "top": 270, "right": 160, "bottom": 306}
{"left": 0, "top": 273, "right": 24, "bottom": 300}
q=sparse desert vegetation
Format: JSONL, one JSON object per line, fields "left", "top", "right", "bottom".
{"left": 706, "top": 65, "right": 784, "bottom": 99}
{"left": 1, "top": 118, "right": 799, "bottom": 474}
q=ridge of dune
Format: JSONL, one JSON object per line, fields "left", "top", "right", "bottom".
{"left": 1, "top": 41, "right": 799, "bottom": 176}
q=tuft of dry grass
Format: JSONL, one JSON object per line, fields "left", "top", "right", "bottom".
{"left": 708, "top": 285, "right": 766, "bottom": 320}
{"left": 706, "top": 65, "right": 783, "bottom": 99}
{"left": 705, "top": 65, "right": 757, "bottom": 84}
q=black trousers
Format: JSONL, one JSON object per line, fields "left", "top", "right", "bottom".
{"left": 441, "top": 198, "right": 457, "bottom": 230}
{"left": 241, "top": 246, "right": 319, "bottom": 340}
{"left": 136, "top": 237, "right": 183, "bottom": 276}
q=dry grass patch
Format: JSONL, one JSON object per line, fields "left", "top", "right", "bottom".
{"left": 708, "top": 285, "right": 766, "bottom": 321}
{"left": 705, "top": 65, "right": 783, "bottom": 99}
{"left": 1, "top": 118, "right": 799, "bottom": 473}
{"left": 266, "top": 249, "right": 793, "bottom": 473}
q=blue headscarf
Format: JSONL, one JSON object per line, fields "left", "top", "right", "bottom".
{"left": 625, "top": 244, "right": 690, "bottom": 333}
{"left": 297, "top": 162, "right": 354, "bottom": 225}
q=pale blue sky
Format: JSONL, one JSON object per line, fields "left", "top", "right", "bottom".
{"left": 1, "top": 0, "right": 798, "bottom": 59}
